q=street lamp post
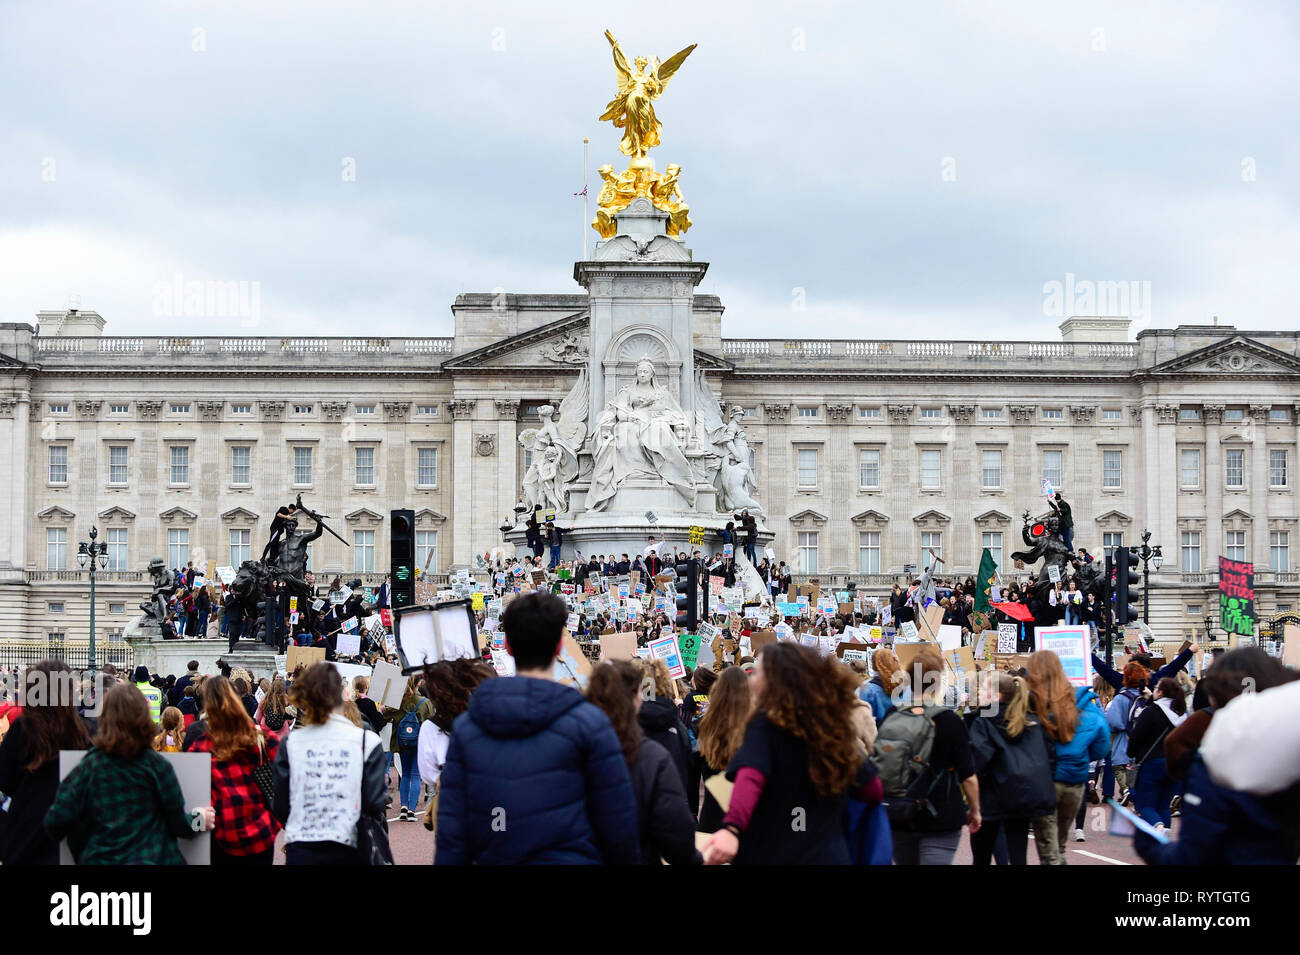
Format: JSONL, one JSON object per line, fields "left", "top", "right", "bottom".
{"left": 77, "top": 526, "right": 109, "bottom": 672}
{"left": 1137, "top": 528, "right": 1163, "bottom": 625}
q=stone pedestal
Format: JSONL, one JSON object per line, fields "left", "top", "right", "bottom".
{"left": 125, "top": 615, "right": 279, "bottom": 678}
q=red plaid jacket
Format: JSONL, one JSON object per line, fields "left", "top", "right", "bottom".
{"left": 190, "top": 731, "right": 282, "bottom": 855}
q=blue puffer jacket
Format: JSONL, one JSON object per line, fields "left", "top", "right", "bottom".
{"left": 435, "top": 676, "right": 640, "bottom": 865}
{"left": 1136, "top": 756, "right": 1298, "bottom": 865}
{"left": 1050, "top": 687, "right": 1111, "bottom": 784}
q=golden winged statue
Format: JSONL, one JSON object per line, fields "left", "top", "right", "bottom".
{"left": 599, "top": 30, "right": 696, "bottom": 162}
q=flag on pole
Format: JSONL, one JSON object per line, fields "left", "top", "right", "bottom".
{"left": 974, "top": 547, "right": 998, "bottom": 615}
{"left": 573, "top": 185, "right": 587, "bottom": 196}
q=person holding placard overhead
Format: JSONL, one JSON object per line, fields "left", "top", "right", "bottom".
{"left": 435, "top": 591, "right": 638, "bottom": 864}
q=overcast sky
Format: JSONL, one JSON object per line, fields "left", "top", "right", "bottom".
{"left": 3, "top": 0, "right": 1297, "bottom": 341}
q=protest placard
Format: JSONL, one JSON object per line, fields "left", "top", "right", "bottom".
{"left": 274, "top": 654, "right": 287, "bottom": 677}
{"left": 370, "top": 660, "right": 405, "bottom": 708}
{"left": 60, "top": 751, "right": 212, "bottom": 865}
{"left": 900, "top": 621, "right": 919, "bottom": 641}
{"left": 937, "top": 625, "right": 963, "bottom": 652}
{"left": 648, "top": 634, "right": 686, "bottom": 680}
{"left": 879, "top": 604, "right": 893, "bottom": 627}
{"left": 335, "top": 631, "right": 361, "bottom": 657}
{"left": 1219, "top": 557, "right": 1256, "bottom": 637}
{"left": 1047, "top": 564, "right": 1061, "bottom": 584}
{"left": 1283, "top": 624, "right": 1300, "bottom": 668}
{"left": 997, "top": 623, "right": 1018, "bottom": 654}
{"left": 1036, "top": 625, "right": 1092, "bottom": 687}
{"left": 869, "top": 626, "right": 883, "bottom": 642}
{"left": 552, "top": 633, "right": 592, "bottom": 689}
{"left": 216, "top": 565, "right": 236, "bottom": 585}
{"left": 327, "top": 660, "right": 372, "bottom": 684}
{"left": 599, "top": 632, "right": 638, "bottom": 661}
{"left": 678, "top": 633, "right": 700, "bottom": 672}
{"left": 286, "top": 645, "right": 326, "bottom": 674}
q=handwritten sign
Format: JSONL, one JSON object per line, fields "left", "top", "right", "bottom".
{"left": 997, "top": 623, "right": 1018, "bottom": 654}
{"left": 1219, "top": 557, "right": 1255, "bottom": 637}
{"left": 1037, "top": 626, "right": 1092, "bottom": 687}
{"left": 900, "top": 621, "right": 919, "bottom": 641}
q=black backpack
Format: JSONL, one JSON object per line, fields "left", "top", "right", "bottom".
{"left": 1121, "top": 688, "right": 1148, "bottom": 735}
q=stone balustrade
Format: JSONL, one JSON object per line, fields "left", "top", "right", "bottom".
{"left": 721, "top": 338, "right": 1137, "bottom": 365}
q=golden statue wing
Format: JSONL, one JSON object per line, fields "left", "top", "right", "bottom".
{"left": 605, "top": 29, "right": 633, "bottom": 92}
{"left": 653, "top": 42, "right": 697, "bottom": 90}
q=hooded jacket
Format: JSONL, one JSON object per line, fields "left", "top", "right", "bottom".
{"left": 435, "top": 676, "right": 639, "bottom": 865}
{"left": 637, "top": 696, "right": 692, "bottom": 792}
{"left": 629, "top": 737, "right": 700, "bottom": 866}
{"left": 1046, "top": 687, "right": 1111, "bottom": 784}
{"left": 1135, "top": 755, "right": 1299, "bottom": 865}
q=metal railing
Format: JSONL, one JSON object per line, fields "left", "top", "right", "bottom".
{"left": 0, "top": 637, "right": 134, "bottom": 670}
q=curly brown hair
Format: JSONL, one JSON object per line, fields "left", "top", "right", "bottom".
{"left": 422, "top": 658, "right": 497, "bottom": 733}
{"left": 288, "top": 663, "right": 343, "bottom": 726}
{"left": 753, "top": 643, "right": 863, "bottom": 798}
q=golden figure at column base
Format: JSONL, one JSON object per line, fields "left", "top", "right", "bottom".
{"left": 593, "top": 30, "right": 696, "bottom": 238}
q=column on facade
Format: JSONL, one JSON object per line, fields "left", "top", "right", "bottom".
{"left": 138, "top": 400, "right": 163, "bottom": 563}
{"left": 1155, "top": 403, "right": 1179, "bottom": 559}
{"left": 947, "top": 404, "right": 974, "bottom": 570}
{"left": 450, "top": 398, "right": 477, "bottom": 567}
{"left": 0, "top": 392, "right": 31, "bottom": 574}
{"left": 761, "top": 403, "right": 790, "bottom": 561}
{"left": 884, "top": 405, "right": 913, "bottom": 574}
{"left": 826, "top": 403, "right": 853, "bottom": 572}
{"left": 495, "top": 399, "right": 520, "bottom": 550}
{"left": 1138, "top": 404, "right": 1159, "bottom": 541}
{"left": 1203, "top": 405, "right": 1224, "bottom": 563}
{"left": 1249, "top": 404, "right": 1271, "bottom": 569}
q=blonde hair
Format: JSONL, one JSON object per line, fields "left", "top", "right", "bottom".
{"left": 990, "top": 672, "right": 1031, "bottom": 739}
{"left": 640, "top": 658, "right": 675, "bottom": 699}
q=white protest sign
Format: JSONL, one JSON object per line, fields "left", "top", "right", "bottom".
{"left": 648, "top": 634, "right": 685, "bottom": 679}
{"left": 900, "top": 621, "right": 919, "bottom": 641}
{"left": 335, "top": 631, "right": 361, "bottom": 657}
{"left": 1036, "top": 626, "right": 1092, "bottom": 687}
{"left": 327, "top": 660, "right": 372, "bottom": 685}
{"left": 1047, "top": 564, "right": 1061, "bottom": 584}
{"left": 1041, "top": 478, "right": 1054, "bottom": 497}
{"left": 369, "top": 660, "right": 405, "bottom": 708}
{"left": 216, "top": 565, "right": 236, "bottom": 585}
{"left": 997, "top": 623, "right": 1018, "bottom": 653}
{"left": 937, "top": 625, "right": 963, "bottom": 652}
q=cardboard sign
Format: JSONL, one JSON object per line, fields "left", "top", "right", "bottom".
{"left": 552, "top": 633, "right": 592, "bottom": 689}
{"left": 648, "top": 634, "right": 686, "bottom": 680}
{"left": 370, "top": 661, "right": 405, "bottom": 708}
{"left": 841, "top": 647, "right": 870, "bottom": 665}
{"left": 997, "top": 624, "right": 1018, "bottom": 654}
{"left": 286, "top": 645, "right": 326, "bottom": 674}
{"left": 900, "top": 621, "right": 919, "bottom": 641}
{"left": 599, "top": 632, "right": 639, "bottom": 662}
{"left": 1036, "top": 625, "right": 1092, "bottom": 687}
{"left": 749, "top": 630, "right": 778, "bottom": 655}
{"left": 335, "top": 631, "right": 361, "bottom": 657}
{"left": 893, "top": 642, "right": 928, "bottom": 671}
{"left": 1284, "top": 624, "right": 1300, "bottom": 668}
{"left": 919, "top": 604, "right": 944, "bottom": 642}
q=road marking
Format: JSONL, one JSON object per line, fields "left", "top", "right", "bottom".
{"left": 1072, "top": 849, "right": 1131, "bottom": 865}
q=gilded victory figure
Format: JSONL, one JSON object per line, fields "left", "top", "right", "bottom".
{"left": 593, "top": 30, "right": 696, "bottom": 238}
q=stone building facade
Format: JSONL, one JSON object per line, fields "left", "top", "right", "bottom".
{"left": 2, "top": 302, "right": 1298, "bottom": 655}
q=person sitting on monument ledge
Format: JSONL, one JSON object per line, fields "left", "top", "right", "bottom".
{"left": 262, "top": 502, "right": 297, "bottom": 564}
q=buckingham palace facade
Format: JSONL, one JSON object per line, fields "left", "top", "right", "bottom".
{"left": 2, "top": 302, "right": 1298, "bottom": 650}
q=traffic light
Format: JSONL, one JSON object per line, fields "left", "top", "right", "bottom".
{"left": 674, "top": 558, "right": 699, "bottom": 632}
{"left": 1114, "top": 545, "right": 1141, "bottom": 625}
{"left": 390, "top": 508, "right": 415, "bottom": 609}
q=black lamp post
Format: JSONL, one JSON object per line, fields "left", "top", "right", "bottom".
{"left": 1137, "top": 529, "right": 1163, "bottom": 624}
{"left": 77, "top": 526, "right": 109, "bottom": 671}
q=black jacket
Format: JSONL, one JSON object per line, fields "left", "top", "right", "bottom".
{"left": 967, "top": 710, "right": 1057, "bottom": 821}
{"left": 637, "top": 697, "right": 692, "bottom": 792}
{"left": 629, "top": 738, "right": 700, "bottom": 866}
{"left": 1127, "top": 701, "right": 1180, "bottom": 766}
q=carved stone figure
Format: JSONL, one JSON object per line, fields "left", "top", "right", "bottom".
{"left": 518, "top": 371, "right": 588, "bottom": 513}
{"left": 589, "top": 358, "right": 695, "bottom": 510}
{"left": 716, "top": 405, "right": 763, "bottom": 515}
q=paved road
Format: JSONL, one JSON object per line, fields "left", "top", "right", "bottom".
{"left": 278, "top": 776, "right": 1152, "bottom": 865}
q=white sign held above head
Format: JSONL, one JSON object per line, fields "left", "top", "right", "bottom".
{"left": 1042, "top": 478, "right": 1054, "bottom": 497}
{"left": 1047, "top": 564, "right": 1061, "bottom": 584}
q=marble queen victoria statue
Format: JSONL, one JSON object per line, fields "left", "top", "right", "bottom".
{"left": 588, "top": 358, "right": 696, "bottom": 510}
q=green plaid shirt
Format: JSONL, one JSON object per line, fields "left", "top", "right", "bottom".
{"left": 44, "top": 747, "right": 198, "bottom": 865}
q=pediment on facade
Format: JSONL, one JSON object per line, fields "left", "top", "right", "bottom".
{"left": 37, "top": 505, "right": 75, "bottom": 522}
{"left": 414, "top": 508, "right": 447, "bottom": 524}
{"left": 159, "top": 506, "right": 198, "bottom": 523}
{"left": 344, "top": 507, "right": 385, "bottom": 524}
{"left": 1095, "top": 509, "right": 1131, "bottom": 525}
{"left": 788, "top": 508, "right": 828, "bottom": 525}
{"left": 912, "top": 508, "right": 951, "bottom": 525}
{"left": 440, "top": 311, "right": 591, "bottom": 371}
{"left": 98, "top": 506, "right": 136, "bottom": 522}
{"left": 1221, "top": 508, "right": 1253, "bottom": 523}
{"left": 221, "top": 507, "right": 260, "bottom": 523}
{"left": 850, "top": 508, "right": 890, "bottom": 525}
{"left": 1147, "top": 335, "right": 1300, "bottom": 378}
{"left": 972, "top": 508, "right": 1012, "bottom": 526}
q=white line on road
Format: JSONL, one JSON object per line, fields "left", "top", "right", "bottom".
{"left": 1072, "top": 849, "right": 1132, "bottom": 865}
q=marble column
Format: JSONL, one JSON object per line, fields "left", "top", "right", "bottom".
{"left": 449, "top": 398, "right": 477, "bottom": 567}
{"left": 1249, "top": 405, "right": 1271, "bottom": 569}
{"left": 1203, "top": 405, "right": 1224, "bottom": 562}
{"left": 0, "top": 391, "right": 31, "bottom": 575}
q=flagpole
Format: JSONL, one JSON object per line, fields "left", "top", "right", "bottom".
{"left": 582, "top": 138, "right": 589, "bottom": 260}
